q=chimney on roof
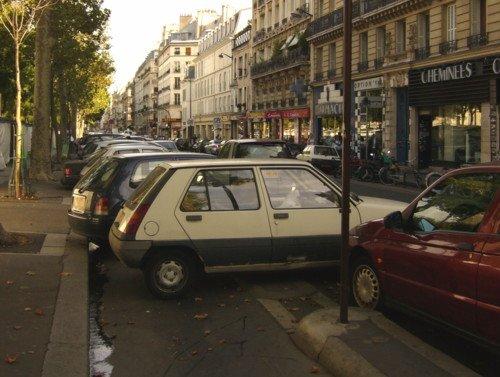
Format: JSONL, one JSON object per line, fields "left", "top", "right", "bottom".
{"left": 179, "top": 15, "right": 191, "bottom": 31}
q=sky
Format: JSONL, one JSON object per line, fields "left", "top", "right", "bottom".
{"left": 103, "top": 0, "right": 251, "bottom": 92}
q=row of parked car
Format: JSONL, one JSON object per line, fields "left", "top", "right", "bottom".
{"left": 67, "top": 133, "right": 499, "bottom": 350}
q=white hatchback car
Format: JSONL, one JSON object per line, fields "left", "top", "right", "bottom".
{"left": 109, "top": 159, "right": 406, "bottom": 299}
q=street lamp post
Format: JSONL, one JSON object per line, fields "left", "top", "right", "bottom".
{"left": 340, "top": 0, "right": 353, "bottom": 324}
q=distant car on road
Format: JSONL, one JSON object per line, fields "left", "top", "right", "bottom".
{"left": 218, "top": 139, "right": 292, "bottom": 159}
{"left": 350, "top": 164, "right": 500, "bottom": 348}
{"left": 68, "top": 152, "right": 216, "bottom": 248}
{"left": 109, "top": 159, "right": 406, "bottom": 299}
{"left": 152, "top": 140, "right": 178, "bottom": 152}
{"left": 297, "top": 145, "right": 341, "bottom": 175}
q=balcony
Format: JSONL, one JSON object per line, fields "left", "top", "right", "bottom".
{"left": 274, "top": 22, "right": 280, "bottom": 29}
{"left": 327, "top": 69, "right": 336, "bottom": 79}
{"left": 253, "top": 28, "right": 266, "bottom": 43}
{"left": 314, "top": 72, "right": 324, "bottom": 82}
{"left": 282, "top": 17, "right": 288, "bottom": 24}
{"left": 439, "top": 40, "right": 457, "bottom": 55}
{"left": 358, "top": 61, "right": 369, "bottom": 72}
{"left": 281, "top": 99, "right": 286, "bottom": 107}
{"left": 467, "top": 33, "right": 488, "bottom": 49}
{"left": 414, "top": 46, "right": 430, "bottom": 60}
{"left": 374, "top": 57, "right": 384, "bottom": 69}
{"left": 288, "top": 98, "right": 295, "bottom": 107}
{"left": 251, "top": 47, "right": 310, "bottom": 78}
{"left": 305, "top": 9, "right": 343, "bottom": 38}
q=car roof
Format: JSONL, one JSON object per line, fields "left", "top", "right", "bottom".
{"left": 226, "top": 139, "right": 286, "bottom": 144}
{"left": 442, "top": 163, "right": 500, "bottom": 178}
{"left": 105, "top": 143, "right": 162, "bottom": 151}
{"left": 159, "top": 158, "right": 311, "bottom": 169}
{"left": 114, "top": 152, "right": 214, "bottom": 160}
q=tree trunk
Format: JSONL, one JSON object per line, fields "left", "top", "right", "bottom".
{"left": 11, "top": 39, "right": 24, "bottom": 199}
{"left": 69, "top": 101, "right": 77, "bottom": 139}
{"left": 30, "top": 8, "right": 54, "bottom": 181}
{"left": 58, "top": 77, "right": 69, "bottom": 158}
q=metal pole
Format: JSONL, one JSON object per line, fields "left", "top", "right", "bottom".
{"left": 340, "top": 0, "right": 352, "bottom": 324}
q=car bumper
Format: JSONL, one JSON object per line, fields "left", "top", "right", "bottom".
{"left": 67, "top": 211, "right": 110, "bottom": 241}
{"left": 109, "top": 227, "right": 152, "bottom": 268}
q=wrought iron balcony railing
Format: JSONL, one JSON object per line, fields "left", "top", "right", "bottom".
{"left": 251, "top": 47, "right": 310, "bottom": 77}
{"left": 439, "top": 40, "right": 457, "bottom": 55}
{"left": 467, "top": 33, "right": 488, "bottom": 49}
{"left": 358, "top": 61, "right": 369, "bottom": 72}
{"left": 314, "top": 72, "right": 324, "bottom": 82}
{"left": 414, "top": 46, "right": 430, "bottom": 60}
{"left": 305, "top": 8, "right": 343, "bottom": 38}
{"left": 374, "top": 57, "right": 384, "bottom": 69}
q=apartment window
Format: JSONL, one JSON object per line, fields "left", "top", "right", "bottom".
{"left": 174, "top": 77, "right": 181, "bottom": 90}
{"left": 417, "top": 12, "right": 430, "bottom": 48}
{"left": 395, "top": 20, "right": 406, "bottom": 54}
{"left": 376, "top": 27, "right": 386, "bottom": 58}
{"left": 174, "top": 61, "right": 180, "bottom": 73}
{"left": 360, "top": 32, "right": 368, "bottom": 62}
{"left": 328, "top": 43, "right": 336, "bottom": 71}
{"left": 445, "top": 3, "right": 456, "bottom": 41}
{"left": 315, "top": 46, "right": 323, "bottom": 74}
{"left": 186, "top": 47, "right": 191, "bottom": 56}
{"left": 470, "top": 0, "right": 486, "bottom": 35}
{"left": 174, "top": 47, "right": 180, "bottom": 55}
{"left": 174, "top": 93, "right": 181, "bottom": 106}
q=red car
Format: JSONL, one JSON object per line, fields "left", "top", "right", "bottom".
{"left": 349, "top": 164, "right": 499, "bottom": 348}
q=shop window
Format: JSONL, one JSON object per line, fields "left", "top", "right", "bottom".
{"left": 430, "top": 105, "right": 482, "bottom": 165}
{"left": 470, "top": 0, "right": 486, "bottom": 35}
{"left": 395, "top": 20, "right": 406, "bottom": 55}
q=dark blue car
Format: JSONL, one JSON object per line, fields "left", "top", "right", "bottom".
{"left": 67, "top": 152, "right": 215, "bottom": 247}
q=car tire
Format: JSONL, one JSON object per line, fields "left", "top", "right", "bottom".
{"left": 351, "top": 257, "right": 382, "bottom": 310}
{"left": 144, "top": 251, "right": 197, "bottom": 299}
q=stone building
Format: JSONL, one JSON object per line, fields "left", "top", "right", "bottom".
{"left": 231, "top": 24, "right": 253, "bottom": 138}
{"left": 307, "top": 0, "right": 500, "bottom": 166}
{"left": 133, "top": 50, "right": 158, "bottom": 135}
{"left": 192, "top": 7, "right": 252, "bottom": 140}
{"left": 250, "top": 0, "right": 313, "bottom": 143}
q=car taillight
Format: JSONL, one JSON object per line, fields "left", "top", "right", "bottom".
{"left": 123, "top": 204, "right": 150, "bottom": 237}
{"left": 65, "top": 168, "right": 72, "bottom": 176}
{"left": 94, "top": 196, "right": 109, "bottom": 216}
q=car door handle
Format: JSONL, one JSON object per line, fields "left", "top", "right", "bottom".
{"left": 457, "top": 242, "right": 474, "bottom": 252}
{"left": 186, "top": 215, "right": 202, "bottom": 222}
{"left": 274, "top": 213, "right": 289, "bottom": 220}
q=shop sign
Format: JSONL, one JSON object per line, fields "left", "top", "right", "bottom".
{"left": 247, "top": 111, "right": 264, "bottom": 119}
{"left": 230, "top": 115, "right": 239, "bottom": 121}
{"left": 282, "top": 108, "right": 310, "bottom": 119}
{"left": 265, "top": 110, "right": 281, "bottom": 119}
{"left": 316, "top": 102, "right": 342, "bottom": 116}
{"left": 354, "top": 76, "right": 384, "bottom": 91}
{"left": 213, "top": 117, "right": 222, "bottom": 129}
{"left": 420, "top": 62, "right": 474, "bottom": 84}
{"left": 221, "top": 115, "right": 229, "bottom": 122}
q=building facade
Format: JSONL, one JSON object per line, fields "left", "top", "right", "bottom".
{"left": 251, "top": 0, "right": 313, "bottom": 143}
{"left": 133, "top": 50, "right": 158, "bottom": 135}
{"left": 307, "top": 0, "right": 500, "bottom": 166}
{"left": 232, "top": 24, "right": 253, "bottom": 138}
{"left": 192, "top": 8, "right": 252, "bottom": 140}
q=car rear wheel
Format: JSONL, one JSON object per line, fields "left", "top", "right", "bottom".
{"left": 351, "top": 257, "right": 381, "bottom": 310}
{"left": 144, "top": 251, "right": 197, "bottom": 299}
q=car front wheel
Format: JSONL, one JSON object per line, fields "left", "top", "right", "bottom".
{"left": 144, "top": 251, "right": 197, "bottom": 299}
{"left": 351, "top": 257, "right": 381, "bottom": 310}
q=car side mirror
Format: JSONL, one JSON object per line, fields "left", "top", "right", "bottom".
{"left": 384, "top": 211, "right": 403, "bottom": 230}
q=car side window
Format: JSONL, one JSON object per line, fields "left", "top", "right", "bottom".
{"left": 261, "top": 168, "right": 340, "bottom": 209}
{"left": 130, "top": 160, "right": 165, "bottom": 185}
{"left": 218, "top": 143, "right": 231, "bottom": 158}
{"left": 412, "top": 173, "right": 499, "bottom": 233}
{"left": 181, "top": 169, "right": 259, "bottom": 212}
{"left": 114, "top": 149, "right": 140, "bottom": 155}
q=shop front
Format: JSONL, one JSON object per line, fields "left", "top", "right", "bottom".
{"left": 281, "top": 108, "right": 310, "bottom": 144}
{"left": 409, "top": 55, "right": 500, "bottom": 167}
{"left": 314, "top": 83, "right": 343, "bottom": 145}
{"left": 354, "top": 76, "right": 385, "bottom": 159}
{"left": 247, "top": 111, "right": 267, "bottom": 139}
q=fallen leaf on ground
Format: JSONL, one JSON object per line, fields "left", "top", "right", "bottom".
{"left": 13, "top": 325, "right": 22, "bottom": 330}
{"left": 310, "top": 365, "right": 321, "bottom": 374}
{"left": 299, "top": 297, "right": 308, "bottom": 301}
{"left": 289, "top": 307, "right": 300, "bottom": 312}
{"left": 24, "top": 307, "right": 32, "bottom": 311}
{"left": 127, "top": 321, "right": 135, "bottom": 325}
{"left": 194, "top": 297, "right": 203, "bottom": 302}
{"left": 204, "top": 330, "right": 211, "bottom": 336}
{"left": 207, "top": 347, "right": 213, "bottom": 352}
{"left": 217, "top": 303, "right": 226, "bottom": 308}
{"left": 34, "top": 308, "right": 44, "bottom": 316}
{"left": 4, "top": 355, "right": 17, "bottom": 364}
{"left": 194, "top": 313, "right": 208, "bottom": 320}
{"left": 218, "top": 339, "right": 227, "bottom": 345}
{"left": 244, "top": 299, "right": 251, "bottom": 303}
{"left": 27, "top": 351, "right": 35, "bottom": 355}
{"left": 26, "top": 271, "right": 36, "bottom": 276}
{"left": 60, "top": 272, "right": 72, "bottom": 277}
{"left": 191, "top": 350, "right": 198, "bottom": 356}
{"left": 5, "top": 280, "right": 14, "bottom": 286}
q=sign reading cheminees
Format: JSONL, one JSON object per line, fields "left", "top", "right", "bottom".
{"left": 408, "top": 55, "right": 500, "bottom": 107}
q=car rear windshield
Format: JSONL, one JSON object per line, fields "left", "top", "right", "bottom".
{"left": 235, "top": 143, "right": 289, "bottom": 158}
{"left": 126, "top": 165, "right": 167, "bottom": 210}
{"left": 77, "top": 159, "right": 120, "bottom": 192}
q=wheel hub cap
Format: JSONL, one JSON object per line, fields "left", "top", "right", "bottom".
{"left": 354, "top": 267, "right": 379, "bottom": 308}
{"left": 157, "top": 261, "right": 184, "bottom": 287}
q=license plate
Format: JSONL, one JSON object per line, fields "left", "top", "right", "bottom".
{"left": 72, "top": 195, "right": 86, "bottom": 214}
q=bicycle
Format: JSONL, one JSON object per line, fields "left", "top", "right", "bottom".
{"left": 378, "top": 158, "right": 425, "bottom": 189}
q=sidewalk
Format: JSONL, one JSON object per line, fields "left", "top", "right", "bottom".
{"left": 292, "top": 306, "right": 480, "bottom": 377}
{"left": 0, "top": 174, "right": 88, "bottom": 376}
